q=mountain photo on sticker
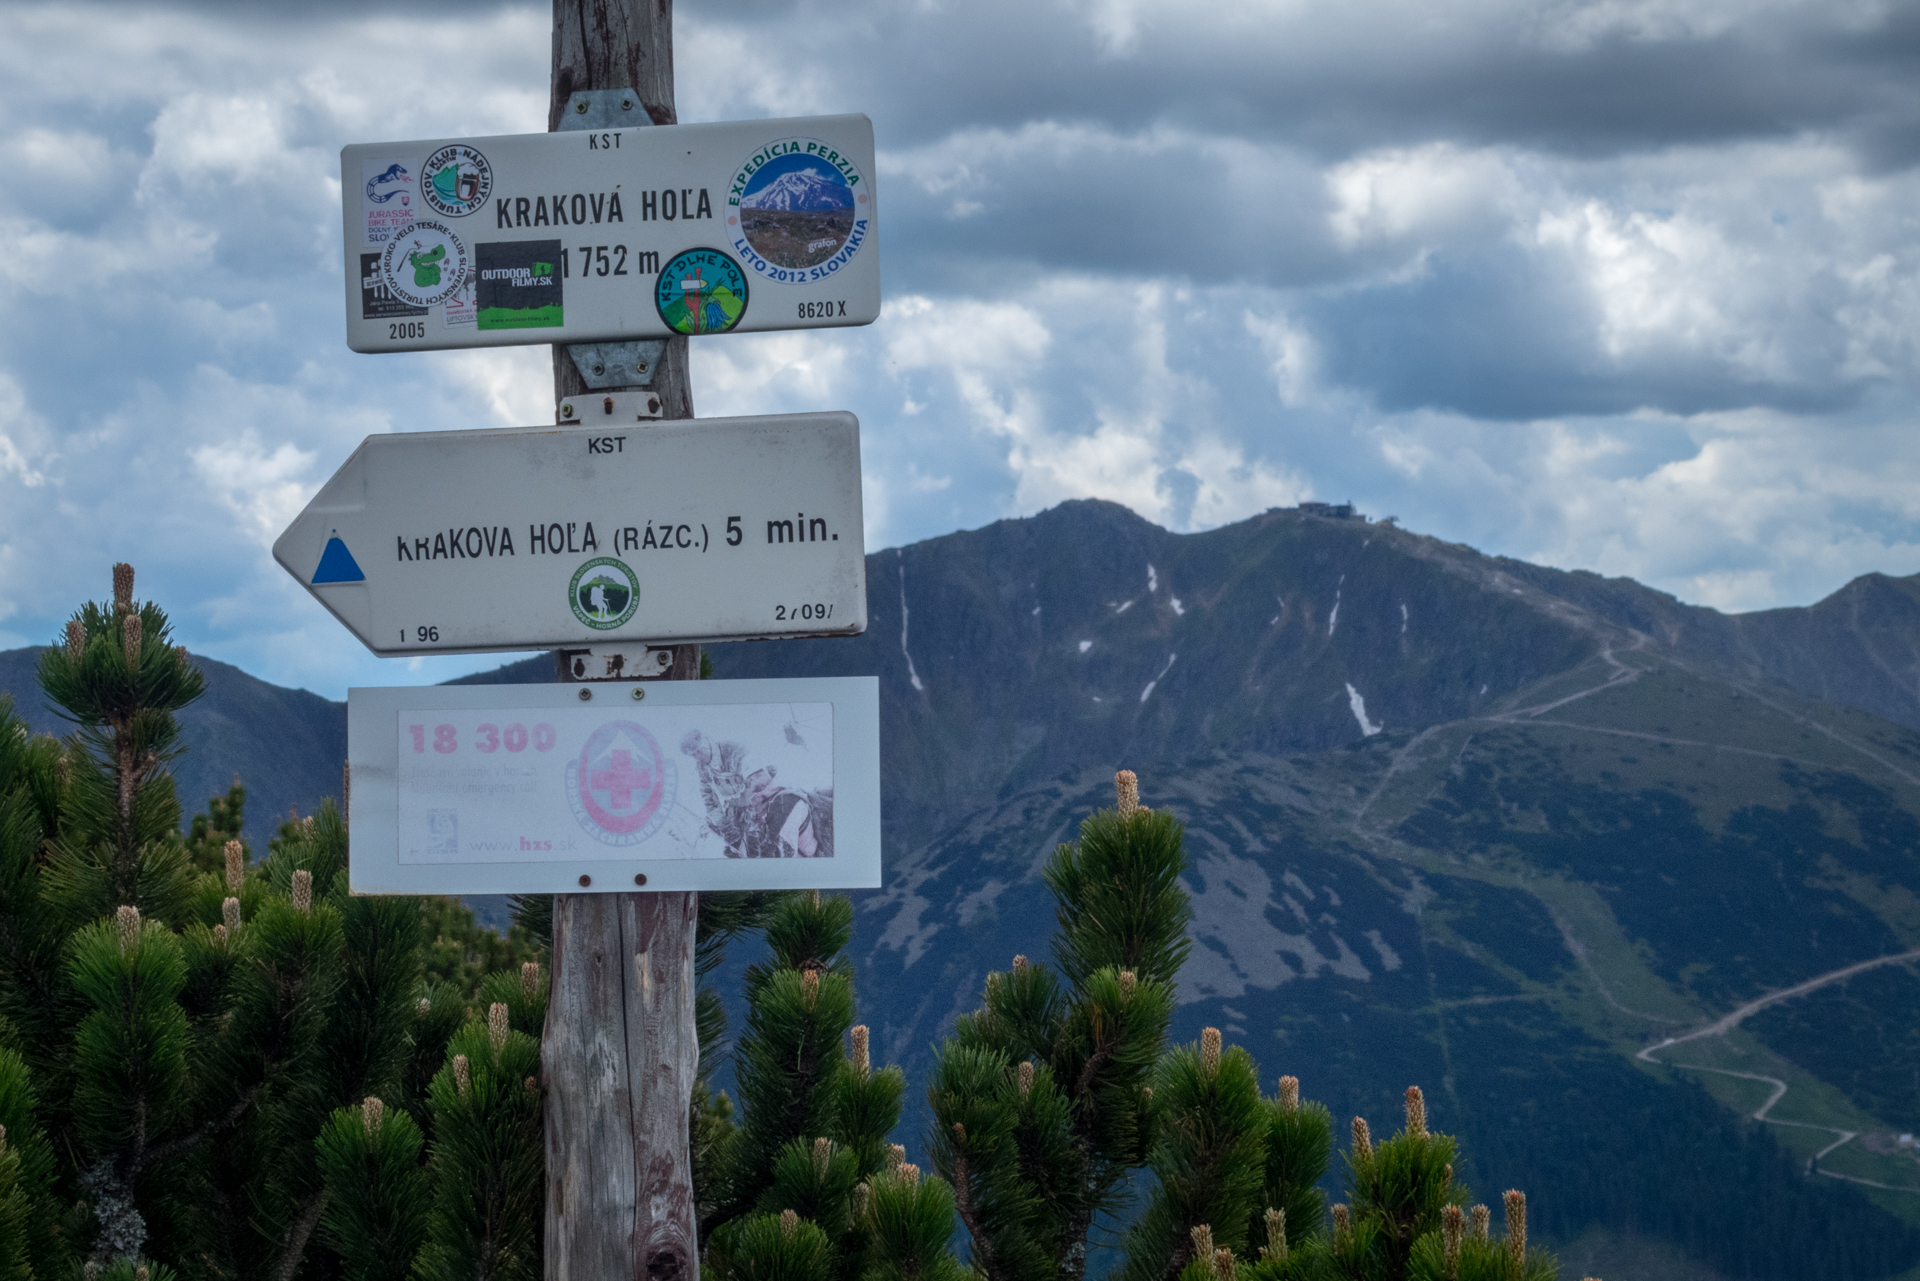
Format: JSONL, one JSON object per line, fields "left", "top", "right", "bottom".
{"left": 739, "top": 153, "right": 856, "bottom": 269}
{"left": 475, "top": 239, "right": 564, "bottom": 330}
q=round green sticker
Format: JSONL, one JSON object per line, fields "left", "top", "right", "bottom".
{"left": 655, "top": 248, "right": 748, "bottom": 335}
{"left": 569, "top": 557, "right": 640, "bottom": 630}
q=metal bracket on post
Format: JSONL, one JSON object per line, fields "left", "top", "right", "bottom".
{"left": 559, "top": 390, "right": 665, "bottom": 423}
{"left": 557, "top": 89, "right": 664, "bottom": 394}
{"left": 566, "top": 339, "right": 666, "bottom": 389}
{"left": 556, "top": 645, "right": 675, "bottom": 682}
{"left": 559, "top": 88, "right": 652, "bottom": 132}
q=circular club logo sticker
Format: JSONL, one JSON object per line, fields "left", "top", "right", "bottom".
{"left": 727, "top": 139, "right": 868, "bottom": 284}
{"left": 565, "top": 721, "right": 675, "bottom": 846}
{"left": 655, "top": 249, "right": 748, "bottom": 334}
{"left": 380, "top": 221, "right": 469, "bottom": 308}
{"left": 569, "top": 556, "right": 640, "bottom": 630}
{"left": 420, "top": 143, "right": 493, "bottom": 218}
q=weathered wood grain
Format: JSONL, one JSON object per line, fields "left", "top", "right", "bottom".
{"left": 549, "top": 0, "right": 692, "bottom": 421}
{"left": 546, "top": 6, "right": 702, "bottom": 1279}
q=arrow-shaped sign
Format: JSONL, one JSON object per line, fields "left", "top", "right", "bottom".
{"left": 274, "top": 413, "right": 866, "bottom": 655}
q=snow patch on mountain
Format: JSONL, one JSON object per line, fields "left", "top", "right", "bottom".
{"left": 1140, "top": 652, "right": 1177, "bottom": 703}
{"left": 898, "top": 555, "right": 924, "bottom": 692}
{"left": 1346, "top": 682, "right": 1382, "bottom": 736}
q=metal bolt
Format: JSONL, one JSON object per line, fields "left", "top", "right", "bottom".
{"left": 574, "top": 99, "right": 588, "bottom": 114}
{"left": 561, "top": 402, "right": 574, "bottom": 418}
{"left": 591, "top": 362, "right": 606, "bottom": 377}
{"left": 633, "top": 873, "right": 648, "bottom": 886}
{"left": 578, "top": 687, "right": 592, "bottom": 701}
{"left": 578, "top": 874, "right": 592, "bottom": 886}
{"left": 621, "top": 97, "right": 634, "bottom": 111}
{"left": 636, "top": 361, "right": 649, "bottom": 373}
{"left": 630, "top": 686, "right": 646, "bottom": 701}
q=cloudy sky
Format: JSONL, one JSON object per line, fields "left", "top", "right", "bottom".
{"left": 1, "top": 0, "right": 1918, "bottom": 697}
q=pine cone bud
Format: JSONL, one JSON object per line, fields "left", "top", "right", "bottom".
{"left": 521, "top": 961, "right": 540, "bottom": 1002}
{"left": 853, "top": 1183, "right": 871, "bottom": 1220}
{"left": 1119, "top": 969, "right": 1137, "bottom": 998}
{"left": 886, "top": 1143, "right": 905, "bottom": 1171}
{"left": 1115, "top": 769, "right": 1139, "bottom": 817}
{"left": 83, "top": 1262, "right": 99, "bottom": 1281}
{"left": 113, "top": 562, "right": 134, "bottom": 613}
{"left": 1443, "top": 1163, "right": 1453, "bottom": 1188}
{"left": 1011, "top": 953, "right": 1029, "bottom": 977}
{"left": 1278, "top": 1075, "right": 1299, "bottom": 1112}
{"left": 952, "top": 1121, "right": 966, "bottom": 1145}
{"left": 1504, "top": 1190, "right": 1527, "bottom": 1267}
{"left": 899, "top": 1162, "right": 920, "bottom": 1188}
{"left": 1442, "top": 1205, "right": 1464, "bottom": 1279}
{"left": 135, "top": 1269, "right": 149, "bottom": 1281}
{"left": 1190, "top": 1224, "right": 1214, "bottom": 1263}
{"left": 452, "top": 1054, "right": 470, "bottom": 1097}
{"left": 213, "top": 924, "right": 227, "bottom": 944}
{"left": 362, "top": 1096, "right": 384, "bottom": 1135}
{"left": 1201, "top": 1027, "right": 1222, "bottom": 1074}
{"left": 291, "top": 869, "right": 312, "bottom": 913}
{"left": 1352, "top": 1116, "right": 1372, "bottom": 1161}
{"left": 851, "top": 1024, "right": 870, "bottom": 1077}
{"left": 1018, "top": 1060, "right": 1034, "bottom": 1100}
{"left": 123, "top": 613, "right": 142, "bottom": 667}
{"left": 417, "top": 997, "right": 431, "bottom": 1018}
{"left": 1262, "top": 1208, "right": 1286, "bottom": 1262}
{"left": 1332, "top": 1204, "right": 1350, "bottom": 1251}
{"left": 801, "top": 967, "right": 820, "bottom": 1007}
{"left": 303, "top": 815, "right": 315, "bottom": 837}
{"left": 224, "top": 840, "right": 244, "bottom": 890}
{"left": 175, "top": 645, "right": 190, "bottom": 668}
{"left": 1212, "top": 1248, "right": 1234, "bottom": 1281}
{"left": 525, "top": 1076, "right": 539, "bottom": 1094}
{"left": 1406, "top": 1085, "right": 1427, "bottom": 1138}
{"left": 1471, "top": 1204, "right": 1490, "bottom": 1241}
{"left": 116, "top": 904, "right": 140, "bottom": 954}
{"left": 64, "top": 620, "right": 83, "bottom": 662}
{"left": 489, "top": 1003, "right": 510, "bottom": 1054}
{"left": 780, "top": 1208, "right": 798, "bottom": 1240}
{"left": 812, "top": 1136, "right": 832, "bottom": 1177}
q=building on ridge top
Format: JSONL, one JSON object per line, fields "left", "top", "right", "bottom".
{"left": 1297, "top": 501, "right": 1362, "bottom": 521}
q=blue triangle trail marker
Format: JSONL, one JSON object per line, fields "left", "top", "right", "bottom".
{"left": 312, "top": 532, "right": 366, "bottom": 584}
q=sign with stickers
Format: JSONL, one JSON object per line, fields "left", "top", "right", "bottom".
{"left": 345, "top": 677, "right": 880, "bottom": 894}
{"left": 272, "top": 412, "right": 867, "bottom": 655}
{"left": 339, "top": 114, "right": 878, "bottom": 351}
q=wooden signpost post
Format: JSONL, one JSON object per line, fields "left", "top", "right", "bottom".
{"left": 547, "top": 7, "right": 698, "bottom": 1277}
{"left": 293, "top": 3, "right": 881, "bottom": 1275}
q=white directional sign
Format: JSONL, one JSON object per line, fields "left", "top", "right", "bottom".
{"left": 346, "top": 678, "right": 880, "bottom": 895}
{"left": 343, "top": 114, "right": 878, "bottom": 352}
{"left": 273, "top": 413, "right": 867, "bottom": 655}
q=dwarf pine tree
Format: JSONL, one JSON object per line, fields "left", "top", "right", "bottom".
{"left": 701, "top": 890, "right": 965, "bottom": 1281}
{"left": 0, "top": 566, "right": 552, "bottom": 1279}
{"left": 929, "top": 770, "right": 1190, "bottom": 1281}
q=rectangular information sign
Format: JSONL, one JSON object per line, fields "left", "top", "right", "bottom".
{"left": 347, "top": 678, "right": 880, "bottom": 895}
{"left": 341, "top": 114, "right": 878, "bottom": 352}
{"left": 272, "top": 412, "right": 867, "bottom": 656}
